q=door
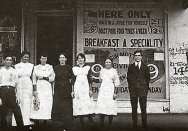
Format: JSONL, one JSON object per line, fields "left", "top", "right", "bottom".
{"left": 37, "top": 15, "right": 73, "bottom": 66}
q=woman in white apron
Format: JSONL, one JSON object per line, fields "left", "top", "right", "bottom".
{"left": 72, "top": 53, "right": 95, "bottom": 130}
{"left": 30, "top": 53, "right": 55, "bottom": 130}
{"left": 95, "top": 57, "right": 120, "bottom": 130}
{"left": 12, "top": 51, "right": 34, "bottom": 130}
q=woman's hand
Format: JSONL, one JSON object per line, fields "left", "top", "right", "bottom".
{"left": 43, "top": 77, "right": 49, "bottom": 81}
{"left": 0, "top": 98, "right": 2, "bottom": 106}
{"left": 33, "top": 91, "right": 38, "bottom": 97}
{"left": 113, "top": 93, "right": 117, "bottom": 100}
{"left": 37, "top": 76, "right": 43, "bottom": 80}
{"left": 89, "top": 91, "right": 93, "bottom": 98}
{"left": 71, "top": 92, "right": 75, "bottom": 98}
{"left": 16, "top": 98, "right": 21, "bottom": 105}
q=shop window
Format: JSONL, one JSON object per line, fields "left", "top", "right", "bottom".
{"left": 0, "top": 0, "right": 22, "bottom": 65}
{"left": 0, "top": 16, "right": 21, "bottom": 65}
{"left": 77, "top": 1, "right": 168, "bottom": 100}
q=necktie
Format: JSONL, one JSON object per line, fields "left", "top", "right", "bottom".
{"left": 136, "top": 62, "right": 139, "bottom": 70}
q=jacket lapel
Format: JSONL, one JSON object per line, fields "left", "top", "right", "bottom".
{"left": 139, "top": 62, "right": 144, "bottom": 72}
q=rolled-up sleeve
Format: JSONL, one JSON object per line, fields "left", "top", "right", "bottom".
{"left": 49, "top": 66, "right": 55, "bottom": 82}
{"left": 32, "top": 67, "right": 37, "bottom": 85}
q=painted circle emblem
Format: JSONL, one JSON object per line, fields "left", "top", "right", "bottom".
{"left": 91, "top": 64, "right": 103, "bottom": 79}
{"left": 147, "top": 64, "right": 159, "bottom": 80}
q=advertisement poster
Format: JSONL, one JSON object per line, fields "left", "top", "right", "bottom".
{"left": 78, "top": 2, "right": 166, "bottom": 99}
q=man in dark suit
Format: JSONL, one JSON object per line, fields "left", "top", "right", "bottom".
{"left": 127, "top": 50, "right": 150, "bottom": 129}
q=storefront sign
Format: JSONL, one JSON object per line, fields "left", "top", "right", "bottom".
{"left": 82, "top": 2, "right": 164, "bottom": 48}
{"left": 77, "top": 2, "right": 166, "bottom": 99}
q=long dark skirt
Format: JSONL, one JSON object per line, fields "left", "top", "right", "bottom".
{"left": 52, "top": 97, "right": 73, "bottom": 129}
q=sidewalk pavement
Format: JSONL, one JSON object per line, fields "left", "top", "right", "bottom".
{"left": 69, "top": 113, "right": 188, "bottom": 131}
{"left": 3, "top": 113, "right": 188, "bottom": 131}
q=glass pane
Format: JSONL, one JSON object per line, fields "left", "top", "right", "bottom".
{"left": 0, "top": 0, "right": 22, "bottom": 65}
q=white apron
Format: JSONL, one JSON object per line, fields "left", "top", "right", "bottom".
{"left": 95, "top": 68, "right": 120, "bottom": 115}
{"left": 12, "top": 62, "right": 34, "bottom": 126}
{"left": 72, "top": 65, "right": 95, "bottom": 116}
{"left": 30, "top": 64, "right": 55, "bottom": 119}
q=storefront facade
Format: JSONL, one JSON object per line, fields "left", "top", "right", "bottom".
{"left": 1, "top": 0, "right": 188, "bottom": 113}
{"left": 76, "top": 0, "right": 188, "bottom": 113}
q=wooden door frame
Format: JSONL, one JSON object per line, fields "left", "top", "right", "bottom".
{"left": 25, "top": 10, "right": 76, "bottom": 65}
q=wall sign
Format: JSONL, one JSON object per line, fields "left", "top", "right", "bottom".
{"left": 77, "top": 2, "right": 166, "bottom": 99}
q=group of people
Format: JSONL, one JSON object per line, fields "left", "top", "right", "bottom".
{"left": 0, "top": 49, "right": 150, "bottom": 131}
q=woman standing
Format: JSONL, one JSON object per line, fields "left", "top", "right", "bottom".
{"left": 72, "top": 53, "right": 94, "bottom": 130}
{"left": 12, "top": 51, "right": 34, "bottom": 129}
{"left": 30, "top": 53, "right": 55, "bottom": 129}
{"left": 52, "top": 53, "right": 73, "bottom": 131}
{"left": 95, "top": 57, "right": 120, "bottom": 130}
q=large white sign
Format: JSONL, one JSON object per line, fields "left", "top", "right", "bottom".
{"left": 82, "top": 2, "right": 164, "bottom": 48}
{"left": 77, "top": 2, "right": 166, "bottom": 99}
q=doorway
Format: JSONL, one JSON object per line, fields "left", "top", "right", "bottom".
{"left": 37, "top": 15, "right": 73, "bottom": 66}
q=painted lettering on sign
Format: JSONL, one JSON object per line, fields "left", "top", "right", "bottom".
{"left": 85, "top": 38, "right": 119, "bottom": 48}
{"left": 148, "top": 64, "right": 159, "bottom": 80}
{"left": 169, "top": 43, "right": 188, "bottom": 85}
{"left": 80, "top": 2, "right": 166, "bottom": 99}
{"left": 169, "top": 45, "right": 187, "bottom": 57}
{"left": 127, "top": 10, "right": 152, "bottom": 18}
{"left": 163, "top": 106, "right": 170, "bottom": 112}
{"left": 98, "top": 10, "right": 123, "bottom": 18}
{"left": 131, "top": 39, "right": 163, "bottom": 48}
{"left": 149, "top": 87, "right": 163, "bottom": 93}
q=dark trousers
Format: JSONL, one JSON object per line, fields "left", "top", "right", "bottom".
{"left": 0, "top": 87, "right": 24, "bottom": 128}
{"left": 130, "top": 95, "right": 147, "bottom": 128}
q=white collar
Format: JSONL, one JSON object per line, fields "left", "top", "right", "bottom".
{"left": 135, "top": 61, "right": 141, "bottom": 68}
